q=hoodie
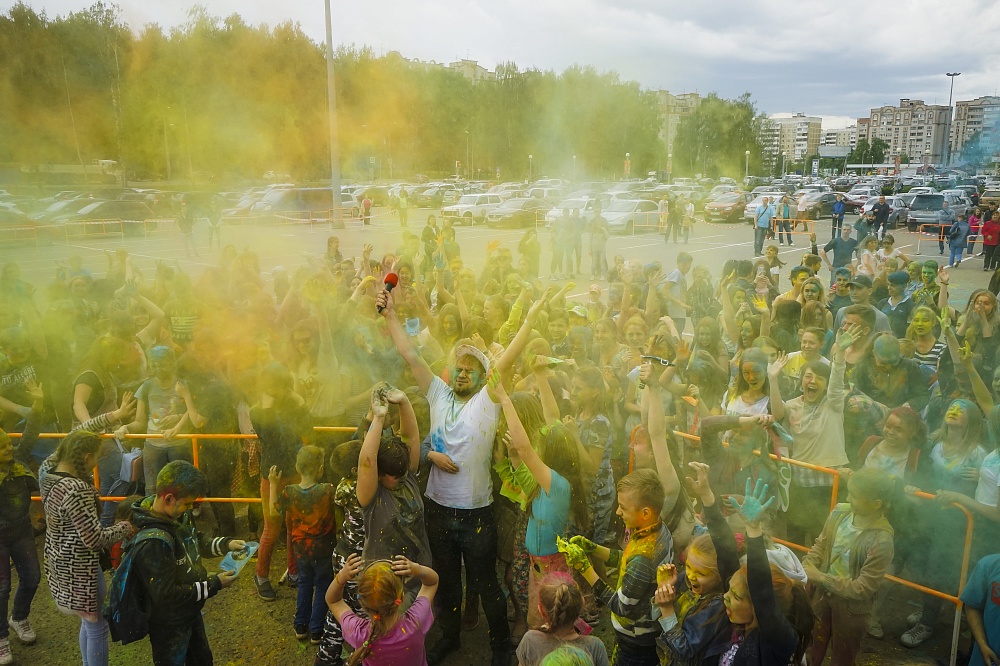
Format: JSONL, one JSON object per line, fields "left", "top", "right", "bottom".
{"left": 129, "top": 496, "right": 236, "bottom": 626}
{"left": 802, "top": 503, "right": 894, "bottom": 615}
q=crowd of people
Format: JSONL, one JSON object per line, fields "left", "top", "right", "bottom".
{"left": 0, "top": 204, "right": 999, "bottom": 666}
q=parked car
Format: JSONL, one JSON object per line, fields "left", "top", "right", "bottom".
{"left": 604, "top": 199, "right": 660, "bottom": 234}
{"left": 859, "top": 195, "right": 909, "bottom": 229}
{"left": 543, "top": 198, "right": 602, "bottom": 226}
{"left": 703, "top": 192, "right": 749, "bottom": 223}
{"left": 0, "top": 208, "right": 56, "bottom": 245}
{"left": 52, "top": 200, "right": 157, "bottom": 236}
{"left": 981, "top": 188, "right": 1000, "bottom": 209}
{"left": 907, "top": 186, "right": 936, "bottom": 195}
{"left": 798, "top": 192, "right": 843, "bottom": 219}
{"left": 906, "top": 193, "right": 967, "bottom": 232}
{"left": 742, "top": 193, "right": 785, "bottom": 221}
{"left": 441, "top": 194, "right": 504, "bottom": 225}
{"left": 250, "top": 188, "right": 360, "bottom": 218}
{"left": 29, "top": 197, "right": 100, "bottom": 223}
{"left": 484, "top": 198, "right": 550, "bottom": 228}
{"left": 486, "top": 183, "right": 525, "bottom": 199}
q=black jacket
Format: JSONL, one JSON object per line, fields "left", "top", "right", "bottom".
{"left": 130, "top": 497, "right": 235, "bottom": 627}
{"left": 0, "top": 408, "right": 41, "bottom": 541}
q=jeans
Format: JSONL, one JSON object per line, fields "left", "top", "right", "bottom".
{"left": 611, "top": 640, "right": 660, "bottom": 666}
{"left": 148, "top": 615, "right": 213, "bottom": 666}
{"left": 143, "top": 443, "right": 193, "bottom": 495}
{"left": 831, "top": 214, "right": 844, "bottom": 238}
{"left": 314, "top": 578, "right": 360, "bottom": 666}
{"left": 591, "top": 245, "right": 608, "bottom": 278}
{"left": 255, "top": 476, "right": 298, "bottom": 580}
{"left": 0, "top": 534, "right": 40, "bottom": 639}
{"left": 425, "top": 499, "right": 509, "bottom": 650}
{"left": 809, "top": 594, "right": 869, "bottom": 666}
{"left": 199, "top": 439, "right": 237, "bottom": 536}
{"left": 78, "top": 567, "right": 108, "bottom": 666}
{"left": 550, "top": 246, "right": 564, "bottom": 276}
{"left": 776, "top": 219, "right": 792, "bottom": 245}
{"left": 665, "top": 220, "right": 681, "bottom": 243}
{"left": 753, "top": 226, "right": 768, "bottom": 255}
{"left": 295, "top": 555, "right": 334, "bottom": 635}
{"left": 949, "top": 246, "right": 964, "bottom": 266}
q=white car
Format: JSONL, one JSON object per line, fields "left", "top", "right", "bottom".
{"left": 604, "top": 199, "right": 660, "bottom": 234}
{"left": 908, "top": 186, "right": 936, "bottom": 195}
{"left": 742, "top": 193, "right": 785, "bottom": 221}
{"left": 441, "top": 194, "right": 504, "bottom": 225}
{"left": 486, "top": 183, "right": 525, "bottom": 199}
{"left": 543, "top": 198, "right": 600, "bottom": 226}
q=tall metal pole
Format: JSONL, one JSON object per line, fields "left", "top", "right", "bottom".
{"left": 945, "top": 72, "right": 961, "bottom": 165}
{"left": 324, "top": 0, "right": 342, "bottom": 225}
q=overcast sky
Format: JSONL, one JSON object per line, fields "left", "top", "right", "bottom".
{"left": 23, "top": 0, "right": 1000, "bottom": 128}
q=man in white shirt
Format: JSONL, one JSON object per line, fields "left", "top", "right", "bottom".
{"left": 376, "top": 287, "right": 543, "bottom": 666}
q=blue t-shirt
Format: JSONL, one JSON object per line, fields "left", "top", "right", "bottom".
{"left": 525, "top": 470, "right": 571, "bottom": 557}
{"left": 960, "top": 554, "right": 1000, "bottom": 666}
{"left": 755, "top": 204, "right": 774, "bottom": 228}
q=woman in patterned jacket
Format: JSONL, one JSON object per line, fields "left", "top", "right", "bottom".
{"left": 40, "top": 431, "right": 134, "bottom": 666}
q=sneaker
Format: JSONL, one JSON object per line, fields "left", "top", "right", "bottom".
{"left": 8, "top": 617, "right": 35, "bottom": 645}
{"left": 255, "top": 576, "right": 276, "bottom": 602}
{"left": 900, "top": 623, "right": 934, "bottom": 648}
{"left": 427, "top": 637, "right": 460, "bottom": 665}
{"left": 0, "top": 638, "right": 9, "bottom": 666}
{"left": 310, "top": 632, "right": 322, "bottom": 645}
{"left": 906, "top": 609, "right": 923, "bottom": 626}
{"left": 294, "top": 624, "right": 309, "bottom": 640}
{"left": 867, "top": 618, "right": 884, "bottom": 639}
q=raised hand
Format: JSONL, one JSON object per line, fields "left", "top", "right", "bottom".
{"left": 766, "top": 352, "right": 788, "bottom": 380}
{"left": 727, "top": 478, "right": 774, "bottom": 529}
{"left": 370, "top": 385, "right": 389, "bottom": 419}
{"left": 556, "top": 536, "right": 591, "bottom": 571}
{"left": 339, "top": 553, "right": 364, "bottom": 582}
{"left": 836, "top": 323, "right": 864, "bottom": 350}
{"left": 384, "top": 387, "right": 407, "bottom": 404}
{"left": 684, "top": 461, "right": 714, "bottom": 504}
{"left": 485, "top": 367, "right": 505, "bottom": 403}
{"left": 391, "top": 555, "right": 421, "bottom": 579}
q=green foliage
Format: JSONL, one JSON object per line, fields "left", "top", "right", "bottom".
{"left": 0, "top": 3, "right": 667, "bottom": 182}
{"left": 672, "top": 93, "right": 767, "bottom": 179}
{"left": 848, "top": 137, "right": 889, "bottom": 166}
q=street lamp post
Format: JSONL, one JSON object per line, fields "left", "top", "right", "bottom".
{"left": 573, "top": 155, "right": 577, "bottom": 181}
{"left": 924, "top": 148, "right": 931, "bottom": 177}
{"left": 464, "top": 130, "right": 470, "bottom": 179}
{"left": 528, "top": 155, "right": 533, "bottom": 183}
{"left": 667, "top": 153, "right": 672, "bottom": 184}
{"left": 744, "top": 150, "right": 751, "bottom": 181}
{"left": 625, "top": 152, "right": 630, "bottom": 179}
{"left": 945, "top": 72, "right": 961, "bottom": 165}
{"left": 323, "top": 0, "right": 342, "bottom": 224}
{"left": 162, "top": 117, "right": 172, "bottom": 182}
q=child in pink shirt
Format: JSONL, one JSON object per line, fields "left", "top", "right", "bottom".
{"left": 328, "top": 554, "right": 438, "bottom": 666}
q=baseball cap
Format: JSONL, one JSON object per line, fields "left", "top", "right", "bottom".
{"left": 872, "top": 335, "right": 901, "bottom": 366}
{"left": 568, "top": 304, "right": 588, "bottom": 319}
{"left": 887, "top": 271, "right": 909, "bottom": 285}
{"left": 847, "top": 274, "right": 873, "bottom": 289}
{"left": 455, "top": 344, "right": 490, "bottom": 374}
{"left": 589, "top": 284, "right": 601, "bottom": 294}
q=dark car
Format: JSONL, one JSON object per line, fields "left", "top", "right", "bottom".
{"left": 703, "top": 192, "right": 749, "bottom": 223}
{"left": 250, "top": 188, "right": 359, "bottom": 218}
{"left": 0, "top": 208, "right": 57, "bottom": 245}
{"left": 485, "top": 198, "right": 549, "bottom": 228}
{"left": 799, "top": 192, "right": 841, "bottom": 219}
{"left": 52, "top": 200, "right": 157, "bottom": 236}
{"left": 360, "top": 186, "right": 389, "bottom": 206}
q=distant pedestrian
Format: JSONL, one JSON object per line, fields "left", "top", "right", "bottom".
{"left": 871, "top": 195, "right": 891, "bottom": 240}
{"left": 776, "top": 196, "right": 793, "bottom": 246}
{"left": 206, "top": 200, "right": 222, "bottom": 251}
{"left": 361, "top": 195, "right": 373, "bottom": 226}
{"left": 947, "top": 212, "right": 971, "bottom": 268}
{"left": 550, "top": 209, "right": 570, "bottom": 280}
{"left": 569, "top": 209, "right": 585, "bottom": 275}
{"left": 665, "top": 196, "right": 683, "bottom": 243}
{"left": 982, "top": 214, "right": 1000, "bottom": 271}
{"left": 682, "top": 198, "right": 695, "bottom": 243}
{"left": 657, "top": 196, "right": 668, "bottom": 232}
{"left": 177, "top": 202, "right": 198, "bottom": 258}
{"left": 754, "top": 196, "right": 775, "bottom": 256}
{"left": 398, "top": 189, "right": 409, "bottom": 227}
{"left": 937, "top": 201, "right": 958, "bottom": 254}
{"left": 831, "top": 194, "right": 846, "bottom": 239}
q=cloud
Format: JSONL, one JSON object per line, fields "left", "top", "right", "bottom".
{"left": 21, "top": 0, "right": 1000, "bottom": 118}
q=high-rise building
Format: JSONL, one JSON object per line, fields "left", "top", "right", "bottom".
{"left": 821, "top": 126, "right": 858, "bottom": 149}
{"left": 656, "top": 91, "right": 701, "bottom": 152}
{"left": 767, "top": 113, "right": 822, "bottom": 162}
{"left": 859, "top": 99, "right": 950, "bottom": 163}
{"left": 951, "top": 96, "right": 1000, "bottom": 160}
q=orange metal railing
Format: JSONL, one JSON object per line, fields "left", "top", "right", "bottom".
{"left": 672, "top": 429, "right": 972, "bottom": 666}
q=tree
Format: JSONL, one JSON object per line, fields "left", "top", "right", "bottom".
{"left": 673, "top": 93, "right": 767, "bottom": 179}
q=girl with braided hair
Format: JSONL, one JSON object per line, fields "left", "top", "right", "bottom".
{"left": 327, "top": 553, "right": 437, "bottom": 666}
{"left": 515, "top": 573, "right": 609, "bottom": 666}
{"left": 39, "top": 430, "right": 134, "bottom": 666}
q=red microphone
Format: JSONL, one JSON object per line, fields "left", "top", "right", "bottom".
{"left": 377, "top": 273, "right": 399, "bottom": 313}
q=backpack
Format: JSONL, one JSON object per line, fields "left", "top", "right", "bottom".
{"left": 103, "top": 527, "right": 173, "bottom": 644}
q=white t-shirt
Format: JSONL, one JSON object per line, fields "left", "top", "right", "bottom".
{"left": 975, "top": 450, "right": 1000, "bottom": 508}
{"left": 425, "top": 376, "right": 500, "bottom": 509}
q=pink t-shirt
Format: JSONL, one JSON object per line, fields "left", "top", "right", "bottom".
{"left": 341, "top": 596, "right": 433, "bottom": 666}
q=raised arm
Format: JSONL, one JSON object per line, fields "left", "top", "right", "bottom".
{"left": 767, "top": 353, "right": 788, "bottom": 421}
{"left": 376, "top": 289, "right": 434, "bottom": 394}
{"left": 532, "top": 359, "right": 562, "bottom": 425}
{"left": 494, "top": 290, "right": 550, "bottom": 380}
{"left": 642, "top": 363, "right": 680, "bottom": 506}
{"left": 356, "top": 389, "right": 387, "bottom": 508}
{"left": 719, "top": 272, "right": 740, "bottom": 344}
{"left": 386, "top": 388, "right": 420, "bottom": 473}
{"left": 489, "top": 375, "right": 551, "bottom": 493}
